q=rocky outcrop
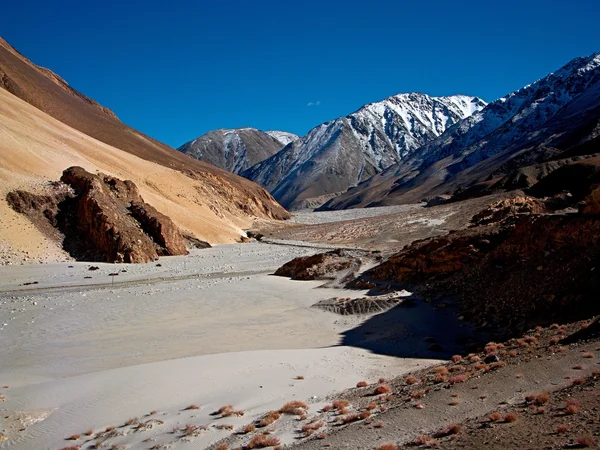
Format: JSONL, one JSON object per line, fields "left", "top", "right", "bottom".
{"left": 471, "top": 195, "right": 546, "bottom": 227}
{"left": 580, "top": 185, "right": 600, "bottom": 215}
{"left": 60, "top": 167, "right": 188, "bottom": 263}
{"left": 359, "top": 196, "right": 600, "bottom": 335}
{"left": 274, "top": 249, "right": 363, "bottom": 281}
{"left": 7, "top": 167, "right": 190, "bottom": 263}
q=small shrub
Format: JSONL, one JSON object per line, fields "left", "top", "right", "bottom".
{"left": 217, "top": 405, "right": 244, "bottom": 417}
{"left": 504, "top": 412, "right": 517, "bottom": 423}
{"left": 582, "top": 352, "right": 594, "bottom": 358}
{"left": 435, "top": 423, "right": 461, "bottom": 437}
{"left": 332, "top": 399, "right": 349, "bottom": 410}
{"left": 279, "top": 400, "right": 308, "bottom": 415}
{"left": 573, "top": 365, "right": 584, "bottom": 370}
{"left": 508, "top": 350, "right": 518, "bottom": 357}
{"left": 565, "top": 399, "right": 580, "bottom": 414}
{"left": 378, "top": 377, "right": 386, "bottom": 383}
{"left": 376, "top": 444, "right": 398, "bottom": 450}
{"left": 216, "top": 444, "right": 229, "bottom": 450}
{"left": 488, "top": 412, "right": 502, "bottom": 422}
{"left": 321, "top": 404, "right": 333, "bottom": 412}
{"left": 576, "top": 435, "right": 596, "bottom": 447}
{"left": 356, "top": 381, "right": 368, "bottom": 388}
{"left": 555, "top": 424, "right": 569, "bottom": 433}
{"left": 184, "top": 404, "right": 200, "bottom": 410}
{"left": 405, "top": 376, "right": 419, "bottom": 385}
{"left": 340, "top": 413, "right": 360, "bottom": 424}
{"left": 450, "top": 355, "right": 463, "bottom": 363}
{"left": 549, "top": 337, "right": 560, "bottom": 345}
{"left": 449, "top": 365, "right": 465, "bottom": 373}
{"left": 366, "top": 401, "right": 378, "bottom": 410}
{"left": 534, "top": 392, "right": 550, "bottom": 405}
{"left": 124, "top": 417, "right": 139, "bottom": 426}
{"left": 59, "top": 447, "right": 80, "bottom": 450}
{"left": 66, "top": 434, "right": 80, "bottom": 441}
{"left": 295, "top": 375, "right": 305, "bottom": 380}
{"left": 374, "top": 385, "right": 392, "bottom": 395}
{"left": 301, "top": 421, "right": 323, "bottom": 436}
{"left": 85, "top": 429, "right": 94, "bottom": 436}
{"left": 572, "top": 378, "right": 586, "bottom": 385}
{"left": 373, "top": 421, "right": 385, "bottom": 428}
{"left": 105, "top": 426, "right": 115, "bottom": 432}
{"left": 358, "top": 410, "right": 371, "bottom": 420}
{"left": 469, "top": 355, "right": 481, "bottom": 363}
{"left": 433, "top": 366, "right": 449, "bottom": 375}
{"left": 214, "top": 424, "right": 234, "bottom": 430}
{"left": 247, "top": 434, "right": 281, "bottom": 449}
{"left": 242, "top": 423, "right": 256, "bottom": 434}
{"left": 258, "top": 411, "right": 281, "bottom": 427}
{"left": 448, "top": 374, "right": 468, "bottom": 384}
{"left": 448, "top": 400, "right": 460, "bottom": 406}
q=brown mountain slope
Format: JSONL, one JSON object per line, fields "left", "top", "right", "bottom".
{"left": 0, "top": 36, "right": 288, "bottom": 220}
{"left": 0, "top": 87, "right": 286, "bottom": 264}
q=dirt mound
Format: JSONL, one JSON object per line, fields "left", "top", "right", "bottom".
{"left": 274, "top": 249, "right": 363, "bottom": 281}
{"left": 8, "top": 167, "right": 189, "bottom": 263}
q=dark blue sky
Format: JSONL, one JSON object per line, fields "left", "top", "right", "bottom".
{"left": 2, "top": 0, "right": 599, "bottom": 147}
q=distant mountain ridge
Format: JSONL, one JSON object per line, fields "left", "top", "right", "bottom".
{"left": 242, "top": 93, "right": 486, "bottom": 209}
{"left": 177, "top": 128, "right": 298, "bottom": 174}
{"left": 321, "top": 51, "right": 600, "bottom": 210}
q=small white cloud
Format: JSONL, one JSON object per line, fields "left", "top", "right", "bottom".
{"left": 307, "top": 102, "right": 313, "bottom": 106}
{"left": 315, "top": 100, "right": 321, "bottom": 106}
{"left": 307, "top": 100, "right": 322, "bottom": 107}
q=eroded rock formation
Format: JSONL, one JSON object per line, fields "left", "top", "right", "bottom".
{"left": 7, "top": 167, "right": 190, "bottom": 263}
{"left": 274, "top": 249, "right": 363, "bottom": 281}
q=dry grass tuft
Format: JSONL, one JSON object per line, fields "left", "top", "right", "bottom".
{"left": 301, "top": 421, "right": 323, "bottom": 436}
{"left": 376, "top": 444, "right": 398, "bottom": 450}
{"left": 246, "top": 434, "right": 280, "bottom": 449}
{"left": 242, "top": 423, "right": 256, "bottom": 434}
{"left": 555, "top": 424, "right": 569, "bottom": 433}
{"left": 332, "top": 400, "right": 350, "bottom": 411}
{"left": 84, "top": 429, "right": 94, "bottom": 436}
{"left": 214, "top": 424, "right": 234, "bottom": 430}
{"left": 295, "top": 375, "right": 305, "bottom": 380}
{"left": 356, "top": 380, "right": 368, "bottom": 388}
{"left": 469, "top": 355, "right": 481, "bottom": 363}
{"left": 217, "top": 405, "right": 245, "bottom": 417}
{"left": 576, "top": 435, "right": 596, "bottom": 447}
{"left": 488, "top": 412, "right": 502, "bottom": 422}
{"left": 504, "top": 412, "right": 518, "bottom": 423}
{"left": 374, "top": 385, "right": 392, "bottom": 395}
{"left": 533, "top": 392, "right": 550, "bottom": 405}
{"left": 216, "top": 444, "right": 229, "bottom": 450}
{"left": 124, "top": 417, "right": 139, "bottom": 426}
{"left": 358, "top": 410, "right": 371, "bottom": 420}
{"left": 448, "top": 374, "right": 468, "bottom": 384}
{"left": 582, "top": 352, "right": 594, "bottom": 359}
{"left": 572, "top": 378, "right": 586, "bottom": 386}
{"left": 412, "top": 435, "right": 439, "bottom": 447}
{"left": 366, "top": 401, "right": 378, "bottom": 410}
{"left": 340, "top": 413, "right": 360, "bottom": 424}
{"left": 405, "top": 375, "right": 419, "bottom": 385}
{"left": 450, "top": 355, "right": 463, "bottom": 363}
{"left": 258, "top": 411, "right": 281, "bottom": 427}
{"left": 184, "top": 404, "right": 200, "bottom": 410}
{"left": 279, "top": 400, "right": 309, "bottom": 415}
{"left": 66, "top": 434, "right": 80, "bottom": 441}
{"left": 435, "top": 423, "right": 461, "bottom": 437}
{"left": 565, "top": 399, "right": 580, "bottom": 415}
{"left": 448, "top": 400, "right": 460, "bottom": 406}
{"left": 59, "top": 447, "right": 80, "bottom": 450}
{"left": 183, "top": 424, "right": 207, "bottom": 436}
{"left": 373, "top": 421, "right": 385, "bottom": 428}
{"left": 433, "top": 366, "right": 449, "bottom": 375}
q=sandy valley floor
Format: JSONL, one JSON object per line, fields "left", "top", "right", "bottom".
{"left": 0, "top": 239, "right": 453, "bottom": 450}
